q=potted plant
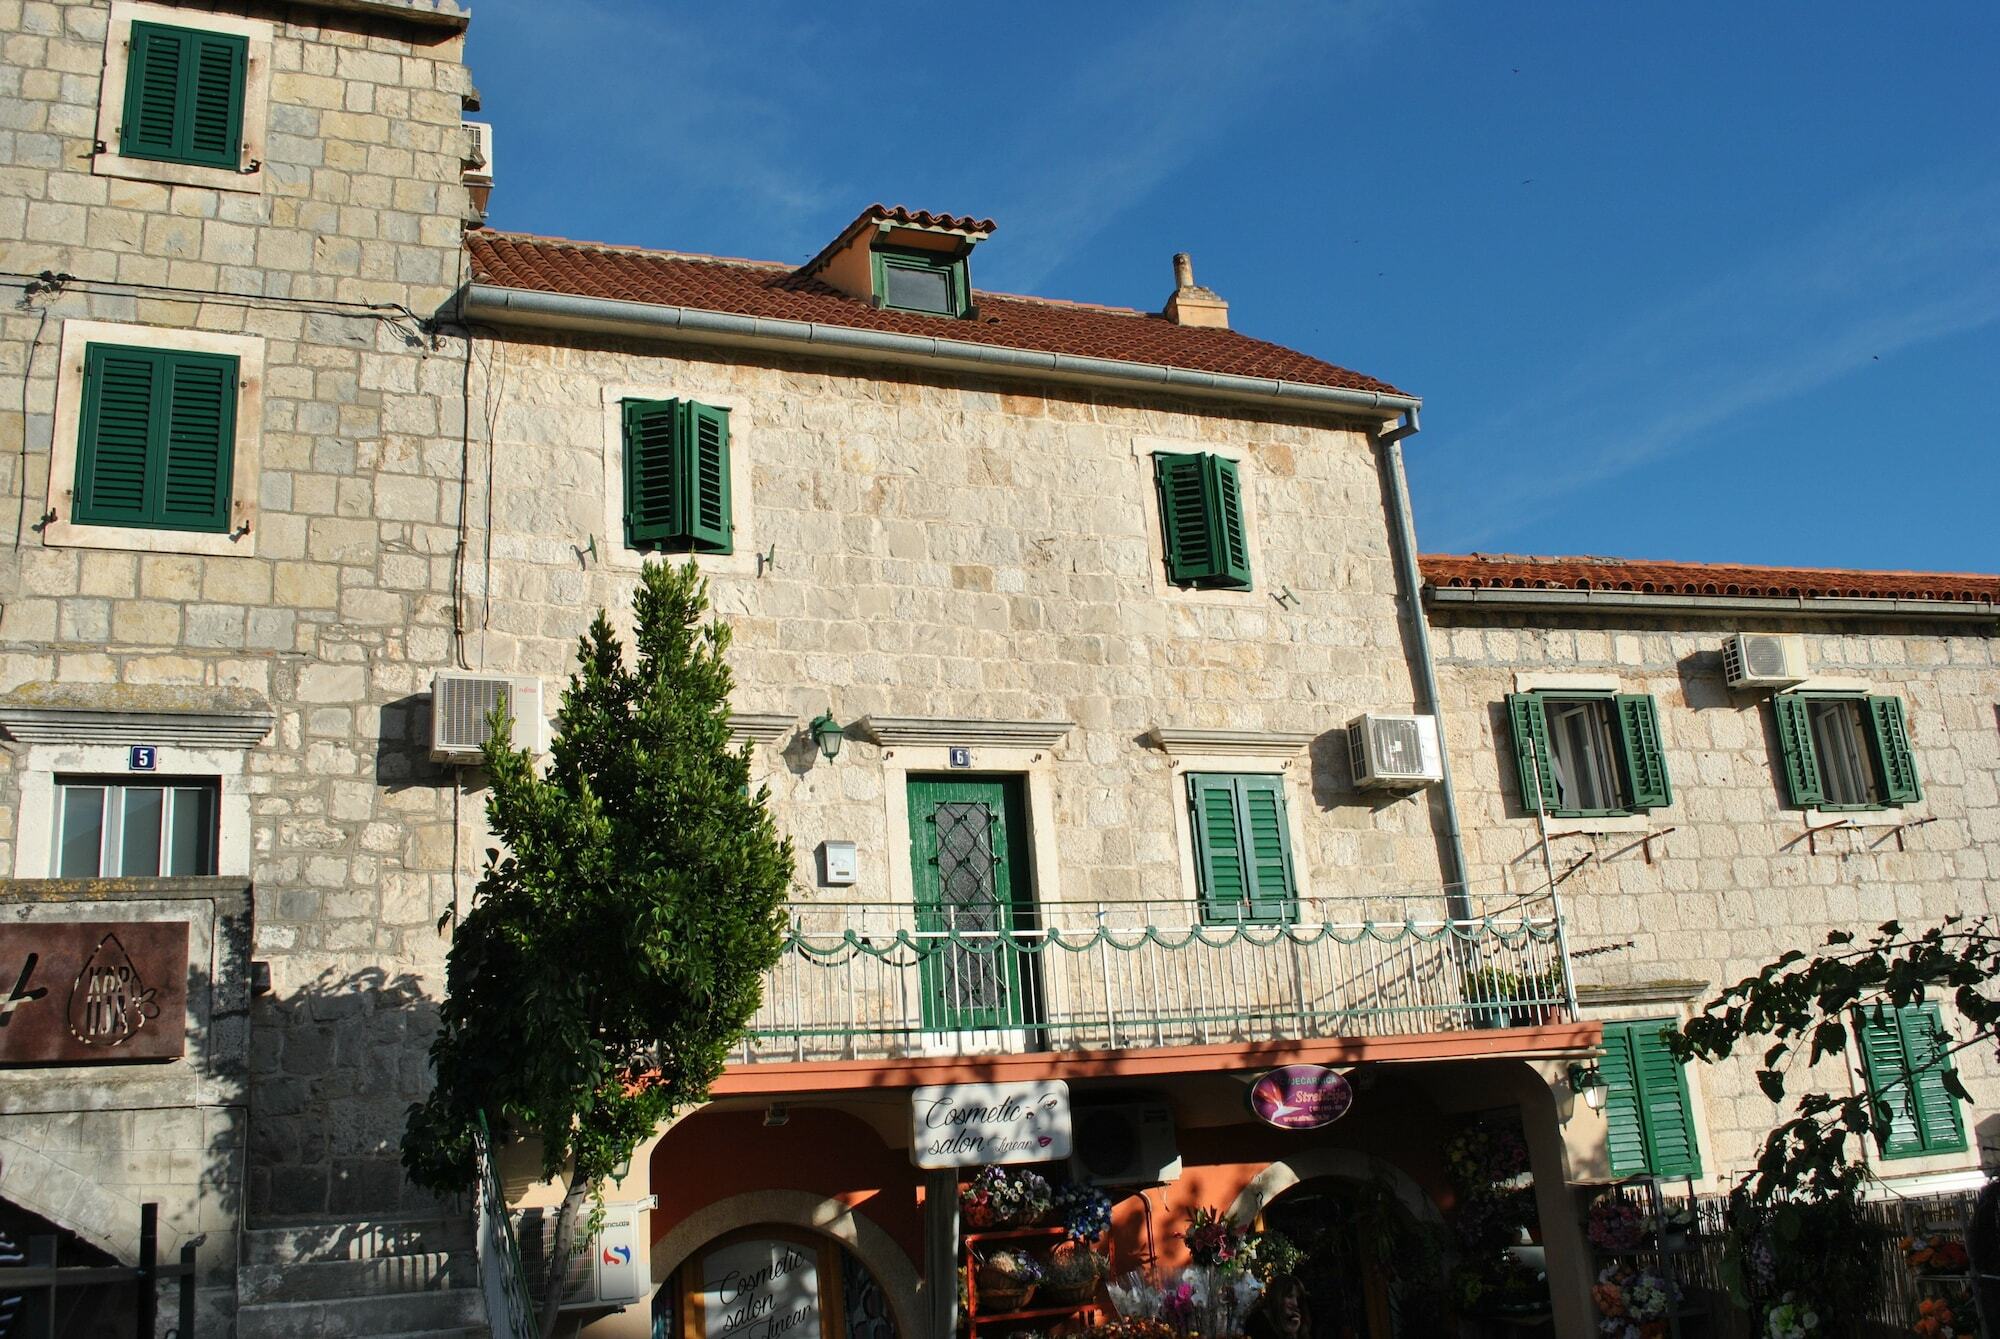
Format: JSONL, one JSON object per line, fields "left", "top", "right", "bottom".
{"left": 974, "top": 1248, "right": 1044, "bottom": 1314}
{"left": 1041, "top": 1240, "right": 1110, "bottom": 1307}
{"left": 1056, "top": 1183, "right": 1113, "bottom": 1242}
{"left": 1588, "top": 1196, "right": 1647, "bottom": 1252}
{"left": 962, "top": 1165, "right": 1053, "bottom": 1229}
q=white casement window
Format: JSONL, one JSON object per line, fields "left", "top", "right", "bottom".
{"left": 1806, "top": 698, "right": 1880, "bottom": 808}
{"left": 54, "top": 777, "right": 218, "bottom": 878}
{"left": 1543, "top": 698, "right": 1624, "bottom": 813}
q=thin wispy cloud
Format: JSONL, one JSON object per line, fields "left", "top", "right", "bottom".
{"left": 1424, "top": 167, "right": 2000, "bottom": 551}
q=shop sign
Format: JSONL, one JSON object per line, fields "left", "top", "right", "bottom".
{"left": 1249, "top": 1064, "right": 1353, "bottom": 1130}
{"left": 909, "top": 1080, "right": 1072, "bottom": 1168}
{"left": 699, "top": 1237, "right": 819, "bottom": 1339}
{"left": 0, "top": 922, "right": 189, "bottom": 1064}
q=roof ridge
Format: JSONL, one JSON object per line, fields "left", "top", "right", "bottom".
{"left": 1426, "top": 552, "right": 2000, "bottom": 582}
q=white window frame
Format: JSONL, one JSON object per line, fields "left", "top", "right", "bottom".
{"left": 93, "top": 0, "right": 274, "bottom": 194}
{"left": 600, "top": 382, "right": 758, "bottom": 576}
{"left": 44, "top": 320, "right": 264, "bottom": 557}
{"left": 1805, "top": 696, "right": 1881, "bottom": 808}
{"left": 53, "top": 776, "right": 220, "bottom": 878}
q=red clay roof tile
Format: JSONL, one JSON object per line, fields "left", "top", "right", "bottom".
{"left": 1420, "top": 553, "right": 2000, "bottom": 605}
{"left": 463, "top": 231, "right": 1409, "bottom": 399}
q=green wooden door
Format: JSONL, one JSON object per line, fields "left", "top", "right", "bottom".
{"left": 908, "top": 777, "right": 1035, "bottom": 1032}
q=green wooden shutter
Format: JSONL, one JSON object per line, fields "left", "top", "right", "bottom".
{"left": 76, "top": 346, "right": 161, "bottom": 525}
{"left": 158, "top": 351, "right": 236, "bottom": 531}
{"left": 1188, "top": 773, "right": 1250, "bottom": 923}
{"left": 1632, "top": 1022, "right": 1703, "bottom": 1176}
{"left": 622, "top": 398, "right": 683, "bottom": 549}
{"left": 1865, "top": 696, "right": 1921, "bottom": 805}
{"left": 1857, "top": 1005, "right": 1925, "bottom": 1155}
{"left": 1155, "top": 452, "right": 1215, "bottom": 584}
{"left": 1771, "top": 694, "right": 1825, "bottom": 809}
{"left": 685, "top": 401, "right": 732, "bottom": 553}
{"left": 1235, "top": 775, "right": 1295, "bottom": 920}
{"left": 1900, "top": 1005, "right": 1967, "bottom": 1154}
{"left": 1506, "top": 694, "right": 1561, "bottom": 813}
{"left": 1600, "top": 1025, "right": 1650, "bottom": 1176}
{"left": 122, "top": 23, "right": 187, "bottom": 161}
{"left": 1208, "top": 455, "right": 1252, "bottom": 589}
{"left": 184, "top": 30, "right": 248, "bottom": 168}
{"left": 1614, "top": 694, "right": 1672, "bottom": 810}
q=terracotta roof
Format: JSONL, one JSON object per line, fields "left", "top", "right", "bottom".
{"left": 1421, "top": 553, "right": 2000, "bottom": 605}
{"left": 854, "top": 204, "right": 997, "bottom": 234}
{"left": 463, "top": 231, "right": 1410, "bottom": 399}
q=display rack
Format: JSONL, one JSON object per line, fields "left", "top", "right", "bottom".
{"left": 1585, "top": 1175, "right": 1706, "bottom": 1339}
{"left": 961, "top": 1224, "right": 1101, "bottom": 1335}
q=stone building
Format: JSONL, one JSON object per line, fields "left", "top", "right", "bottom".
{"left": 0, "top": 2, "right": 1995, "bottom": 1337}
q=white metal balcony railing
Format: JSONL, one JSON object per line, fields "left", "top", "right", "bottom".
{"left": 739, "top": 894, "right": 1574, "bottom": 1064}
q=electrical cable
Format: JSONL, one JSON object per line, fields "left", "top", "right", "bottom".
{"left": 12, "top": 292, "right": 52, "bottom": 550}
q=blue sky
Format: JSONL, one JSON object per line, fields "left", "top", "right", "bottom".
{"left": 465, "top": 2, "right": 2000, "bottom": 573}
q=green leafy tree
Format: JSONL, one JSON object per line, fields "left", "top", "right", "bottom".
{"left": 402, "top": 560, "right": 793, "bottom": 1337}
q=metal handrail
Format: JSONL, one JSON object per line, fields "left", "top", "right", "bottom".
{"left": 475, "top": 1111, "right": 537, "bottom": 1339}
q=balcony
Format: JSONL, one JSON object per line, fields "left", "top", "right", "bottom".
{"left": 738, "top": 894, "right": 1574, "bottom": 1065}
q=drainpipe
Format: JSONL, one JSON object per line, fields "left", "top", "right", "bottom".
{"left": 1376, "top": 411, "right": 1472, "bottom": 918}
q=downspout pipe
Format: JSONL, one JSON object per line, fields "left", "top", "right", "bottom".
{"left": 1377, "top": 410, "right": 1472, "bottom": 917}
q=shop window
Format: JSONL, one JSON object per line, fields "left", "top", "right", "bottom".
{"left": 1772, "top": 693, "right": 1920, "bottom": 811}
{"left": 1186, "top": 772, "right": 1296, "bottom": 924}
{"left": 1506, "top": 691, "right": 1670, "bottom": 817}
{"left": 1600, "top": 1018, "right": 1702, "bottom": 1178}
{"left": 1855, "top": 1002, "right": 1965, "bottom": 1159}
{"left": 54, "top": 777, "right": 218, "bottom": 878}
{"left": 657, "top": 1227, "right": 898, "bottom": 1338}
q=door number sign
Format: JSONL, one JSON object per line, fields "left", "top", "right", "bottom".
{"left": 128, "top": 746, "right": 157, "bottom": 772}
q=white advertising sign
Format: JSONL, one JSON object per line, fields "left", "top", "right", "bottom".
{"left": 700, "top": 1238, "right": 819, "bottom": 1339}
{"left": 909, "top": 1080, "right": 1073, "bottom": 1169}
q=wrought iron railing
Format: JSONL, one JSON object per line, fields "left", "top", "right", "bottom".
{"left": 740, "top": 894, "right": 1573, "bottom": 1063}
{"left": 475, "top": 1111, "right": 537, "bottom": 1339}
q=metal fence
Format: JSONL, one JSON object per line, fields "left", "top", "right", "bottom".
{"left": 741, "top": 894, "right": 1572, "bottom": 1063}
{"left": 475, "top": 1112, "right": 537, "bottom": 1339}
{"left": 0, "top": 1202, "right": 194, "bottom": 1338}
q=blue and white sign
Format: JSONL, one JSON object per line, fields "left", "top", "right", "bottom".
{"left": 128, "top": 746, "right": 157, "bottom": 772}
{"left": 948, "top": 746, "right": 972, "bottom": 769}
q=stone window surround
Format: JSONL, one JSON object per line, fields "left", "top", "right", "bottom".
{"left": 1510, "top": 672, "right": 1666, "bottom": 834}
{"left": 599, "top": 382, "right": 760, "bottom": 577}
{"left": 1780, "top": 676, "right": 1928, "bottom": 828}
{"left": 92, "top": 0, "right": 275, "bottom": 194}
{"left": 1130, "top": 433, "right": 1267, "bottom": 605}
{"left": 43, "top": 320, "right": 265, "bottom": 558}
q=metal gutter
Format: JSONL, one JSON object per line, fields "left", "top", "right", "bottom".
{"left": 459, "top": 285, "right": 1424, "bottom": 417}
{"left": 1375, "top": 412, "right": 1472, "bottom": 915}
{"left": 1425, "top": 586, "right": 2000, "bottom": 623}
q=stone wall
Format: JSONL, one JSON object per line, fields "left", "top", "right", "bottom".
{"left": 1430, "top": 607, "right": 2000, "bottom": 1182}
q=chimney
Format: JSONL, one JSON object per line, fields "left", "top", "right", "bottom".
{"left": 1163, "top": 252, "right": 1229, "bottom": 329}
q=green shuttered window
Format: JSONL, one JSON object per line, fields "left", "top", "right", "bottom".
{"left": 1505, "top": 691, "right": 1670, "bottom": 817}
{"left": 122, "top": 22, "right": 247, "bottom": 169}
{"left": 1187, "top": 773, "right": 1295, "bottom": 923}
{"left": 621, "top": 398, "right": 732, "bottom": 554}
{"left": 1771, "top": 693, "right": 1921, "bottom": 810}
{"left": 75, "top": 343, "right": 237, "bottom": 533}
{"left": 1601, "top": 1019, "right": 1703, "bottom": 1178}
{"left": 1856, "top": 1003, "right": 1965, "bottom": 1159}
{"left": 1154, "top": 451, "right": 1251, "bottom": 590}
{"left": 871, "top": 247, "right": 970, "bottom": 317}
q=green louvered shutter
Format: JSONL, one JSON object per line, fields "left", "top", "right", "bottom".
{"left": 1208, "top": 455, "right": 1252, "bottom": 589}
{"left": 685, "top": 401, "right": 732, "bottom": 553}
{"left": 76, "top": 346, "right": 160, "bottom": 526}
{"left": 184, "top": 30, "right": 247, "bottom": 167}
{"left": 1236, "top": 775, "right": 1295, "bottom": 920}
{"left": 122, "top": 23, "right": 246, "bottom": 168}
{"left": 1900, "top": 1005, "right": 1967, "bottom": 1153}
{"left": 1614, "top": 694, "right": 1672, "bottom": 810}
{"left": 1771, "top": 694, "right": 1825, "bottom": 808}
{"left": 1857, "top": 1005, "right": 1925, "bottom": 1155}
{"left": 1506, "top": 694, "right": 1561, "bottom": 813}
{"left": 1155, "top": 452, "right": 1215, "bottom": 584}
{"left": 1632, "top": 1022, "right": 1702, "bottom": 1176}
{"left": 122, "top": 23, "right": 187, "bottom": 161}
{"left": 157, "top": 351, "right": 236, "bottom": 531}
{"left": 1865, "top": 697, "right": 1922, "bottom": 805}
{"left": 622, "top": 398, "right": 683, "bottom": 549}
{"left": 1189, "top": 773, "right": 1250, "bottom": 923}
{"left": 1600, "top": 1025, "right": 1650, "bottom": 1176}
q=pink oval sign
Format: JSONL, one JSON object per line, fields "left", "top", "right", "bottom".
{"left": 1250, "top": 1065, "right": 1354, "bottom": 1130}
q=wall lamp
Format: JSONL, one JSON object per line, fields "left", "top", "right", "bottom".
{"left": 1568, "top": 1064, "right": 1609, "bottom": 1111}
{"left": 807, "top": 712, "right": 844, "bottom": 762}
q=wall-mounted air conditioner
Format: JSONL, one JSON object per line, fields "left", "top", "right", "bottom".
{"left": 556, "top": 1199, "right": 650, "bottom": 1311}
{"left": 430, "top": 671, "right": 545, "bottom": 763}
{"left": 1068, "top": 1104, "right": 1182, "bottom": 1187}
{"left": 1347, "top": 713, "right": 1443, "bottom": 788}
{"left": 462, "top": 120, "right": 494, "bottom": 183}
{"left": 1723, "top": 633, "right": 1808, "bottom": 691}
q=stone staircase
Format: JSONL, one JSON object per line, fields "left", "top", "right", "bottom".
{"left": 236, "top": 1214, "right": 491, "bottom": 1338}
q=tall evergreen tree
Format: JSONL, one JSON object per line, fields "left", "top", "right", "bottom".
{"left": 402, "top": 560, "right": 793, "bottom": 1336}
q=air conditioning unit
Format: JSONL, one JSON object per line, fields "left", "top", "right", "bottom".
{"left": 1068, "top": 1104, "right": 1182, "bottom": 1187}
{"left": 1347, "top": 713, "right": 1443, "bottom": 788}
{"left": 462, "top": 120, "right": 494, "bottom": 183}
{"left": 1723, "top": 633, "right": 1808, "bottom": 690}
{"left": 511, "top": 1199, "right": 651, "bottom": 1311}
{"left": 430, "top": 671, "right": 545, "bottom": 763}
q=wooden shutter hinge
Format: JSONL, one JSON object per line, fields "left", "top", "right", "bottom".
{"left": 240, "top": 159, "right": 261, "bottom": 175}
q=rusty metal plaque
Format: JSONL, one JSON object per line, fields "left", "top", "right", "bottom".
{"left": 0, "top": 921, "right": 189, "bottom": 1063}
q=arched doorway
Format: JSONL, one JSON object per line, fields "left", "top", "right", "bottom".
{"left": 1255, "top": 1176, "right": 1448, "bottom": 1339}
{"left": 652, "top": 1224, "right": 900, "bottom": 1339}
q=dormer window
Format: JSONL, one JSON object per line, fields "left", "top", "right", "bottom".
{"left": 796, "top": 205, "right": 995, "bottom": 320}
{"left": 874, "top": 247, "right": 968, "bottom": 317}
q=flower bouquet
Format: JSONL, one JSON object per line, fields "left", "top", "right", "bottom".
{"left": 1588, "top": 1196, "right": 1647, "bottom": 1252}
{"left": 1181, "top": 1206, "right": 1249, "bottom": 1268}
{"left": 1158, "top": 1266, "right": 1262, "bottom": 1336}
{"left": 1056, "top": 1183, "right": 1114, "bottom": 1243}
{"left": 1041, "top": 1241, "right": 1111, "bottom": 1307}
{"left": 1762, "top": 1292, "right": 1821, "bottom": 1339}
{"left": 1903, "top": 1233, "right": 1972, "bottom": 1275}
{"left": 962, "top": 1165, "right": 1054, "bottom": 1229}
{"left": 1089, "top": 1322, "right": 1176, "bottom": 1339}
{"left": 1915, "top": 1294, "right": 1965, "bottom": 1337}
{"left": 1593, "top": 1263, "right": 1679, "bottom": 1339}
{"left": 975, "top": 1248, "right": 1044, "bottom": 1314}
